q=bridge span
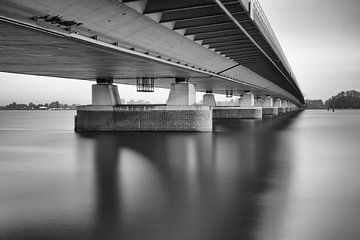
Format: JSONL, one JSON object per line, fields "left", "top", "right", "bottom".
{"left": 0, "top": 0, "right": 304, "bottom": 131}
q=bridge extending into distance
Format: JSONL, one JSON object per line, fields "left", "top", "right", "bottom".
{"left": 0, "top": 0, "right": 304, "bottom": 131}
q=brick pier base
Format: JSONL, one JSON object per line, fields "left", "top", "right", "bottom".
{"left": 75, "top": 105, "right": 212, "bottom": 132}
{"left": 213, "top": 107, "right": 262, "bottom": 119}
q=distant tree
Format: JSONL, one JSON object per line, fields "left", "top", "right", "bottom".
{"left": 28, "top": 102, "right": 37, "bottom": 109}
{"left": 1, "top": 101, "right": 79, "bottom": 110}
{"left": 49, "top": 101, "right": 61, "bottom": 108}
{"left": 326, "top": 90, "right": 360, "bottom": 109}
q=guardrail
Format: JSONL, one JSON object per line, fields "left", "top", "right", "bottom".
{"left": 247, "top": 0, "right": 299, "bottom": 85}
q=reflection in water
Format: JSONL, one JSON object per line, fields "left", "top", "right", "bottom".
{"left": 2, "top": 110, "right": 360, "bottom": 240}
{"left": 76, "top": 112, "right": 302, "bottom": 240}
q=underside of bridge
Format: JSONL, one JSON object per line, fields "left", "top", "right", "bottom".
{"left": 122, "top": 0, "right": 303, "bottom": 103}
{"left": 0, "top": 0, "right": 304, "bottom": 104}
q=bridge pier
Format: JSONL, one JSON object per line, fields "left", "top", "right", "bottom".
{"left": 282, "top": 100, "right": 290, "bottom": 113}
{"left": 202, "top": 91, "right": 216, "bottom": 107}
{"left": 254, "top": 97, "right": 264, "bottom": 107}
{"left": 213, "top": 92, "right": 262, "bottom": 119}
{"left": 290, "top": 103, "right": 296, "bottom": 111}
{"left": 75, "top": 78, "right": 212, "bottom": 132}
{"left": 92, "top": 78, "right": 121, "bottom": 105}
{"left": 167, "top": 79, "right": 196, "bottom": 106}
{"left": 262, "top": 96, "right": 279, "bottom": 118}
{"left": 274, "top": 98, "right": 285, "bottom": 115}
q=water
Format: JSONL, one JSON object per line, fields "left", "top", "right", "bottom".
{"left": 0, "top": 110, "right": 359, "bottom": 240}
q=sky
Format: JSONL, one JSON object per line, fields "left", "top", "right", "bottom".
{"left": 259, "top": 0, "right": 360, "bottom": 100}
{"left": 0, "top": 0, "right": 360, "bottom": 105}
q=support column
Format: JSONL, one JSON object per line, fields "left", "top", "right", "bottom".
{"left": 262, "top": 96, "right": 278, "bottom": 118}
{"left": 274, "top": 98, "right": 285, "bottom": 115}
{"left": 288, "top": 103, "right": 293, "bottom": 111}
{"left": 167, "top": 78, "right": 196, "bottom": 106}
{"left": 213, "top": 91, "right": 262, "bottom": 119}
{"left": 264, "top": 96, "right": 273, "bottom": 107}
{"left": 282, "top": 100, "right": 290, "bottom": 113}
{"left": 254, "top": 98, "right": 263, "bottom": 107}
{"left": 92, "top": 78, "right": 121, "bottom": 106}
{"left": 239, "top": 92, "right": 255, "bottom": 107}
{"left": 203, "top": 91, "right": 216, "bottom": 107}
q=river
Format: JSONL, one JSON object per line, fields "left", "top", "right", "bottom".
{"left": 0, "top": 110, "right": 359, "bottom": 240}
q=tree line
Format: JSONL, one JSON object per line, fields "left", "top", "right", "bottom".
{"left": 0, "top": 101, "right": 78, "bottom": 110}
{"left": 325, "top": 90, "right": 360, "bottom": 109}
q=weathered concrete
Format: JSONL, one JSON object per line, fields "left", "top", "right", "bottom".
{"left": 213, "top": 107, "right": 262, "bottom": 119}
{"left": 203, "top": 93, "right": 216, "bottom": 107}
{"left": 167, "top": 82, "right": 196, "bottom": 106}
{"left": 75, "top": 105, "right": 212, "bottom": 132}
{"left": 262, "top": 107, "right": 279, "bottom": 118}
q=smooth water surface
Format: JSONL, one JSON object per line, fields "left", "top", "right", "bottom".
{"left": 0, "top": 110, "right": 359, "bottom": 240}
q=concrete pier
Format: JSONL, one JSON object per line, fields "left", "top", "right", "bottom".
{"left": 274, "top": 98, "right": 286, "bottom": 115}
{"left": 75, "top": 105, "right": 212, "bottom": 132}
{"left": 214, "top": 92, "right": 262, "bottom": 119}
{"left": 213, "top": 107, "right": 262, "bottom": 119}
{"left": 76, "top": 79, "right": 213, "bottom": 132}
{"left": 262, "top": 107, "right": 279, "bottom": 118}
{"left": 203, "top": 92, "right": 216, "bottom": 107}
{"left": 281, "top": 100, "right": 291, "bottom": 113}
{"left": 92, "top": 84, "right": 121, "bottom": 105}
{"left": 167, "top": 81, "right": 196, "bottom": 106}
{"left": 262, "top": 96, "right": 278, "bottom": 118}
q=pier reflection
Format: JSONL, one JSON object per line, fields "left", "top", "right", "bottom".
{"left": 0, "top": 111, "right": 304, "bottom": 240}
{"left": 82, "top": 111, "right": 302, "bottom": 240}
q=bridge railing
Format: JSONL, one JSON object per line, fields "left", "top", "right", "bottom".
{"left": 244, "top": 0, "right": 299, "bottom": 85}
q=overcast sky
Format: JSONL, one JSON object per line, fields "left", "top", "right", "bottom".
{"left": 0, "top": 0, "right": 359, "bottom": 105}
{"left": 259, "top": 0, "right": 360, "bottom": 100}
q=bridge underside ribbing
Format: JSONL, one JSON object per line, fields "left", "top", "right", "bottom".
{"left": 122, "top": 0, "right": 303, "bottom": 103}
{"left": 0, "top": 0, "right": 303, "bottom": 104}
{"left": 0, "top": 18, "right": 286, "bottom": 99}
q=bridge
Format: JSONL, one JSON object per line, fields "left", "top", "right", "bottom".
{"left": 0, "top": 0, "right": 304, "bottom": 131}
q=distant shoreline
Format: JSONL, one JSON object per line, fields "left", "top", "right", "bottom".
{"left": 0, "top": 109, "right": 76, "bottom": 111}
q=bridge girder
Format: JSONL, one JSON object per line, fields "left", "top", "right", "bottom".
{"left": 122, "top": 0, "right": 304, "bottom": 103}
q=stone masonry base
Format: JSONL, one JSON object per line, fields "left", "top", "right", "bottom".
{"left": 75, "top": 105, "right": 212, "bottom": 132}
{"left": 213, "top": 107, "right": 262, "bottom": 119}
{"left": 262, "top": 107, "right": 279, "bottom": 118}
